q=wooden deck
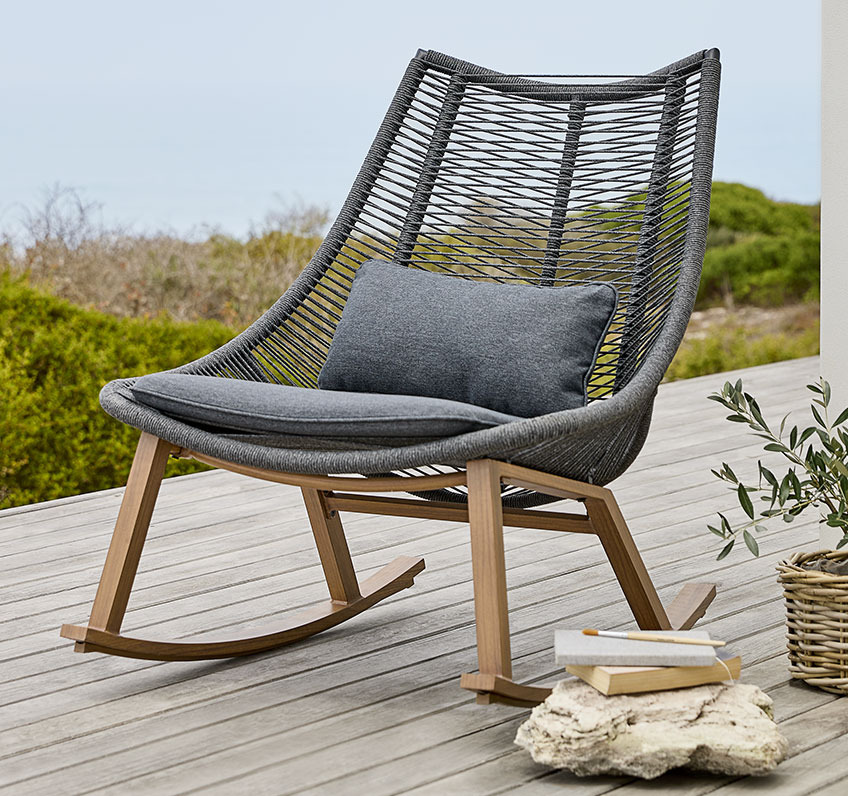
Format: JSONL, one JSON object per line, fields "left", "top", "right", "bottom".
{"left": 1, "top": 355, "right": 846, "bottom": 795}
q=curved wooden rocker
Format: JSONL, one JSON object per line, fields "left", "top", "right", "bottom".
{"left": 61, "top": 555, "right": 424, "bottom": 662}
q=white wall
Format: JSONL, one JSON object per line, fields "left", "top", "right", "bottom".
{"left": 820, "top": 0, "right": 848, "bottom": 547}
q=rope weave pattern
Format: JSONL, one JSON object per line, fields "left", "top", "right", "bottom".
{"left": 100, "top": 49, "right": 720, "bottom": 507}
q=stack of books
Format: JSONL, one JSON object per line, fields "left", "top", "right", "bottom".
{"left": 555, "top": 629, "right": 741, "bottom": 696}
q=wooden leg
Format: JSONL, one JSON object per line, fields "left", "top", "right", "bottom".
{"left": 460, "top": 460, "right": 718, "bottom": 706}
{"left": 585, "top": 492, "right": 717, "bottom": 632}
{"left": 87, "top": 432, "right": 172, "bottom": 634}
{"left": 461, "top": 460, "right": 553, "bottom": 707}
{"left": 301, "top": 488, "right": 361, "bottom": 604}
{"left": 584, "top": 494, "right": 672, "bottom": 630}
{"left": 467, "top": 459, "right": 512, "bottom": 679}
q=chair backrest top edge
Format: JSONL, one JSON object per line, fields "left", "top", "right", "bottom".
{"left": 413, "top": 47, "right": 720, "bottom": 83}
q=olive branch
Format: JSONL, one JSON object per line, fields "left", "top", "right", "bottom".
{"left": 708, "top": 378, "right": 848, "bottom": 559}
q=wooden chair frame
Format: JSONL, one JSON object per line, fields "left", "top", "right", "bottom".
{"left": 61, "top": 432, "right": 716, "bottom": 707}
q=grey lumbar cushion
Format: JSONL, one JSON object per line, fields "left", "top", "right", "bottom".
{"left": 318, "top": 260, "right": 618, "bottom": 417}
{"left": 131, "top": 373, "right": 519, "bottom": 438}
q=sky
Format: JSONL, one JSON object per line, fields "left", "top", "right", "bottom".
{"left": 0, "top": 0, "right": 820, "bottom": 239}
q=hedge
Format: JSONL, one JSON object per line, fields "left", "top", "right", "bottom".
{"left": 0, "top": 272, "right": 234, "bottom": 509}
{"left": 707, "top": 182, "right": 818, "bottom": 236}
{"left": 698, "top": 231, "right": 820, "bottom": 306}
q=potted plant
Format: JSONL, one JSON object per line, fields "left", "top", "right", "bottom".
{"left": 708, "top": 378, "right": 848, "bottom": 695}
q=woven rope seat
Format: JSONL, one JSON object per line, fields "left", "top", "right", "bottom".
{"left": 65, "top": 48, "right": 722, "bottom": 705}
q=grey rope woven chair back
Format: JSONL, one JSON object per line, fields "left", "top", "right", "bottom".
{"left": 213, "top": 49, "right": 719, "bottom": 404}
{"left": 100, "top": 49, "right": 719, "bottom": 506}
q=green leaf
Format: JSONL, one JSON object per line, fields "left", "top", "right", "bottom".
{"left": 789, "top": 470, "right": 802, "bottom": 500}
{"left": 789, "top": 426, "right": 798, "bottom": 449}
{"left": 759, "top": 464, "right": 778, "bottom": 487}
{"left": 764, "top": 443, "right": 785, "bottom": 453}
{"left": 799, "top": 427, "right": 816, "bottom": 445}
{"left": 707, "top": 524, "right": 725, "bottom": 538}
{"left": 835, "top": 406, "right": 848, "bottom": 427}
{"left": 824, "top": 381, "right": 832, "bottom": 407}
{"left": 778, "top": 476, "right": 790, "bottom": 504}
{"left": 807, "top": 383, "right": 823, "bottom": 395}
{"left": 717, "top": 539, "right": 735, "bottom": 560}
{"left": 748, "top": 401, "right": 766, "bottom": 427}
{"left": 738, "top": 483, "right": 755, "bottom": 519}
{"left": 812, "top": 404, "right": 826, "bottom": 427}
{"left": 722, "top": 463, "right": 738, "bottom": 483}
{"left": 743, "top": 529, "right": 760, "bottom": 556}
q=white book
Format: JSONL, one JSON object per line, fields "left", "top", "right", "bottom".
{"left": 554, "top": 629, "right": 717, "bottom": 667}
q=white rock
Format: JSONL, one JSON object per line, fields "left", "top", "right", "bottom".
{"left": 514, "top": 680, "right": 787, "bottom": 779}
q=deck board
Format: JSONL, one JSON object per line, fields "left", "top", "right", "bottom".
{"left": 2, "top": 356, "right": 841, "bottom": 796}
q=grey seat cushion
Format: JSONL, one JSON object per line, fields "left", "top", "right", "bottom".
{"left": 318, "top": 260, "right": 618, "bottom": 418}
{"left": 131, "top": 373, "right": 520, "bottom": 438}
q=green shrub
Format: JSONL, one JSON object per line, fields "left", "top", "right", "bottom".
{"left": 708, "top": 182, "right": 817, "bottom": 236}
{"left": 696, "top": 183, "right": 820, "bottom": 308}
{"left": 698, "top": 231, "right": 820, "bottom": 306}
{"left": 0, "top": 272, "right": 234, "bottom": 508}
{"left": 666, "top": 322, "right": 819, "bottom": 382}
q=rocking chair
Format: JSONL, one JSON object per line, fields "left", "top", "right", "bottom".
{"left": 62, "top": 47, "right": 721, "bottom": 707}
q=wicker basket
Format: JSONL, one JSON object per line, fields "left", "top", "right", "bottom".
{"left": 776, "top": 550, "right": 848, "bottom": 695}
